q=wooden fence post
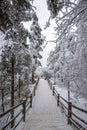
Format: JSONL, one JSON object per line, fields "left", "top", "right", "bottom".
{"left": 68, "top": 101, "right": 72, "bottom": 124}
{"left": 50, "top": 83, "right": 52, "bottom": 89}
{"left": 36, "top": 81, "right": 37, "bottom": 89}
{"left": 34, "top": 86, "right": 35, "bottom": 96}
{"left": 36, "top": 77, "right": 39, "bottom": 89}
{"left": 53, "top": 87, "right": 55, "bottom": 96}
{"left": 57, "top": 94, "right": 60, "bottom": 106}
{"left": 22, "top": 99, "right": 26, "bottom": 122}
{"left": 30, "top": 94, "right": 32, "bottom": 108}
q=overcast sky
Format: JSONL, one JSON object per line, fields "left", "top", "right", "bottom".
{"left": 24, "top": 0, "right": 56, "bottom": 67}
{"left": 34, "top": 0, "right": 56, "bottom": 67}
{"left": 34, "top": 0, "right": 49, "bottom": 28}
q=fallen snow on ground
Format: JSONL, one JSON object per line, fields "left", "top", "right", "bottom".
{"left": 54, "top": 82, "right": 87, "bottom": 129}
{"left": 21, "top": 79, "right": 73, "bottom": 130}
{"left": 15, "top": 79, "right": 87, "bottom": 130}
{"left": 54, "top": 82, "right": 87, "bottom": 110}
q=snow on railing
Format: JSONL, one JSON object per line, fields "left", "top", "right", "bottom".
{"left": 0, "top": 78, "right": 39, "bottom": 130}
{"left": 51, "top": 85, "right": 87, "bottom": 130}
{"left": 48, "top": 79, "right": 87, "bottom": 130}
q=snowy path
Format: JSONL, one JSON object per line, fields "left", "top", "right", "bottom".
{"left": 22, "top": 79, "right": 73, "bottom": 130}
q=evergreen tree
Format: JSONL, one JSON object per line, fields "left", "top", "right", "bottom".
{"left": 47, "top": 0, "right": 87, "bottom": 98}
{"left": 29, "top": 13, "right": 44, "bottom": 83}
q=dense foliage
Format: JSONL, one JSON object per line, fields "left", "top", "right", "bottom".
{"left": 0, "top": 0, "right": 44, "bottom": 114}
{"left": 47, "top": 0, "right": 87, "bottom": 98}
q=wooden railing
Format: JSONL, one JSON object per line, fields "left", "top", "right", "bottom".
{"left": 0, "top": 78, "right": 39, "bottom": 130}
{"left": 0, "top": 99, "right": 26, "bottom": 130}
{"left": 52, "top": 86, "right": 87, "bottom": 130}
{"left": 47, "top": 79, "right": 87, "bottom": 130}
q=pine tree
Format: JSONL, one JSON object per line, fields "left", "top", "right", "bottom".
{"left": 29, "top": 13, "right": 44, "bottom": 83}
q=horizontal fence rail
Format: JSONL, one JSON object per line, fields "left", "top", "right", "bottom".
{"left": 0, "top": 100, "right": 26, "bottom": 130}
{"left": 48, "top": 79, "right": 87, "bottom": 130}
{"left": 53, "top": 87, "right": 87, "bottom": 130}
{"left": 0, "top": 78, "right": 39, "bottom": 130}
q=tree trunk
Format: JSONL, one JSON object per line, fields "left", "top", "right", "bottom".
{"left": 1, "top": 88, "right": 4, "bottom": 112}
{"left": 18, "top": 77, "right": 20, "bottom": 98}
{"left": 68, "top": 80, "right": 70, "bottom": 102}
{"left": 32, "top": 72, "right": 34, "bottom": 84}
{"left": 11, "top": 54, "right": 15, "bottom": 128}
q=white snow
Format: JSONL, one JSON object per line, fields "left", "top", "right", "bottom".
{"left": 53, "top": 81, "right": 87, "bottom": 129}
{"left": 54, "top": 81, "right": 87, "bottom": 110}
{"left": 21, "top": 78, "right": 73, "bottom": 130}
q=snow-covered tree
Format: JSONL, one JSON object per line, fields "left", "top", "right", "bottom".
{"left": 47, "top": 0, "right": 87, "bottom": 98}
{"left": 0, "top": 0, "right": 44, "bottom": 112}
{"left": 0, "top": 41, "right": 31, "bottom": 108}
{"left": 29, "top": 13, "right": 44, "bottom": 83}
{"left": 0, "top": 0, "right": 33, "bottom": 31}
